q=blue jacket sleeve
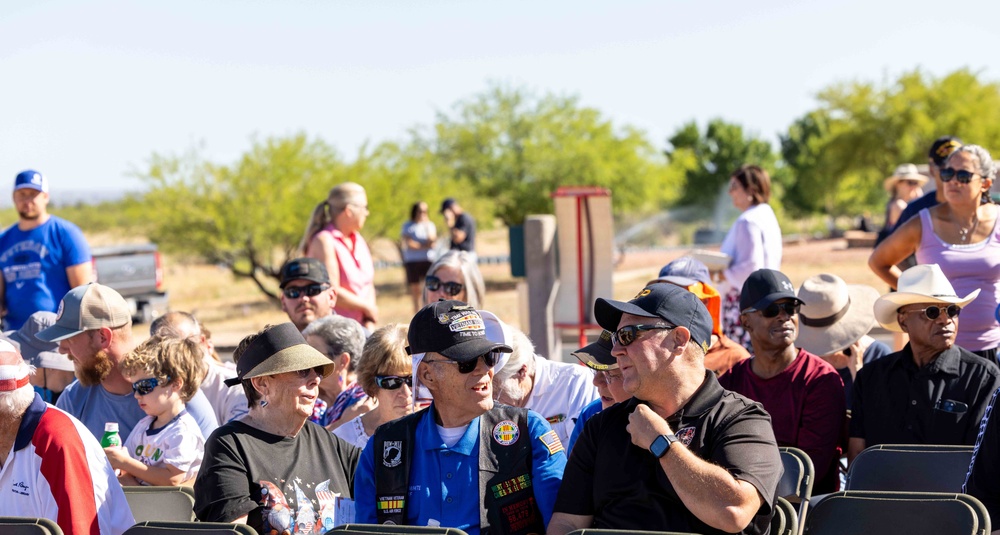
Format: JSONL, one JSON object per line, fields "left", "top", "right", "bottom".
{"left": 354, "top": 438, "right": 377, "bottom": 524}
{"left": 526, "top": 410, "right": 567, "bottom": 527}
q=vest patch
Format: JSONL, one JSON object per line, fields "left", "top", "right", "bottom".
{"left": 538, "top": 430, "right": 564, "bottom": 455}
{"left": 383, "top": 440, "right": 403, "bottom": 467}
{"left": 493, "top": 420, "right": 520, "bottom": 445}
{"left": 676, "top": 425, "right": 696, "bottom": 446}
{"left": 491, "top": 474, "right": 532, "bottom": 499}
{"left": 545, "top": 414, "right": 566, "bottom": 424}
{"left": 377, "top": 496, "right": 405, "bottom": 514}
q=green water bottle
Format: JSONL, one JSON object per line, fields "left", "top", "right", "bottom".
{"left": 100, "top": 422, "right": 121, "bottom": 448}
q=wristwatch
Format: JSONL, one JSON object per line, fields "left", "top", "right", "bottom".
{"left": 649, "top": 434, "right": 679, "bottom": 458}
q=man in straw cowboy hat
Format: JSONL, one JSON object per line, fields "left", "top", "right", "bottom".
{"left": 848, "top": 264, "right": 1000, "bottom": 464}
{"left": 796, "top": 274, "right": 891, "bottom": 408}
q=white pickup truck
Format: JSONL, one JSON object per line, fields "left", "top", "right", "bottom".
{"left": 92, "top": 243, "right": 169, "bottom": 324}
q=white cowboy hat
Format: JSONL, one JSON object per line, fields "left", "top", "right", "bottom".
{"left": 874, "top": 264, "right": 980, "bottom": 332}
{"left": 883, "top": 163, "right": 928, "bottom": 192}
{"left": 796, "top": 274, "right": 880, "bottom": 356}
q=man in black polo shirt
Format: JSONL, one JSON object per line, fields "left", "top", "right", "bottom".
{"left": 549, "top": 283, "right": 782, "bottom": 535}
{"left": 848, "top": 264, "right": 1000, "bottom": 463}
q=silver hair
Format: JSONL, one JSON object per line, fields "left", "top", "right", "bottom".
{"left": 492, "top": 328, "right": 537, "bottom": 401}
{"left": 302, "top": 315, "right": 366, "bottom": 372}
{"left": 0, "top": 363, "right": 36, "bottom": 419}
{"left": 948, "top": 145, "right": 996, "bottom": 180}
{"left": 423, "top": 250, "right": 486, "bottom": 309}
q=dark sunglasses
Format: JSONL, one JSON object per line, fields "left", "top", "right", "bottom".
{"left": 425, "top": 352, "right": 498, "bottom": 374}
{"left": 375, "top": 375, "right": 413, "bottom": 390}
{"left": 425, "top": 276, "right": 464, "bottom": 297}
{"left": 132, "top": 376, "right": 170, "bottom": 396}
{"left": 746, "top": 301, "right": 801, "bottom": 318}
{"left": 283, "top": 283, "right": 330, "bottom": 299}
{"left": 901, "top": 304, "right": 961, "bottom": 321}
{"left": 294, "top": 366, "right": 327, "bottom": 379}
{"left": 613, "top": 324, "right": 675, "bottom": 347}
{"left": 939, "top": 168, "right": 980, "bottom": 184}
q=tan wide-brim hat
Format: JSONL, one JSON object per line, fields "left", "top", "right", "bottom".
{"left": 797, "top": 274, "right": 880, "bottom": 356}
{"left": 874, "top": 264, "right": 980, "bottom": 332}
{"left": 223, "top": 322, "right": 335, "bottom": 386}
{"left": 883, "top": 163, "right": 929, "bottom": 192}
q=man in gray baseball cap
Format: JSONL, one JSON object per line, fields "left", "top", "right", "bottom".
{"left": 36, "top": 283, "right": 219, "bottom": 441}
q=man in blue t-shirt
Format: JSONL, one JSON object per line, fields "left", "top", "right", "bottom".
{"left": 0, "top": 170, "right": 92, "bottom": 330}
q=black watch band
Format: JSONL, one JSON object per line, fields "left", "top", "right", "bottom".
{"left": 649, "top": 434, "right": 679, "bottom": 458}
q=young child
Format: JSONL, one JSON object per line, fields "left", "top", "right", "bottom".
{"left": 104, "top": 335, "right": 206, "bottom": 486}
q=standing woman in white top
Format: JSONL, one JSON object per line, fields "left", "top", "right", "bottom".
{"left": 718, "top": 165, "right": 783, "bottom": 351}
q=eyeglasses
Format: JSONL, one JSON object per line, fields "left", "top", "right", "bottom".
{"left": 425, "top": 276, "right": 464, "bottom": 297}
{"left": 744, "top": 301, "right": 801, "bottom": 318}
{"left": 939, "top": 168, "right": 981, "bottom": 184}
{"left": 375, "top": 375, "right": 413, "bottom": 390}
{"left": 900, "top": 304, "right": 961, "bottom": 321}
{"left": 613, "top": 324, "right": 675, "bottom": 346}
{"left": 595, "top": 369, "right": 623, "bottom": 383}
{"left": 283, "top": 283, "right": 330, "bottom": 299}
{"left": 132, "top": 376, "right": 170, "bottom": 396}
{"left": 424, "top": 352, "right": 498, "bottom": 374}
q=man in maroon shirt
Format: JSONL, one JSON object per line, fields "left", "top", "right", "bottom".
{"left": 719, "top": 268, "right": 846, "bottom": 493}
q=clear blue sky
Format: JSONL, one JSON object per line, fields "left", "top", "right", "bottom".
{"left": 2, "top": 0, "right": 999, "bottom": 194}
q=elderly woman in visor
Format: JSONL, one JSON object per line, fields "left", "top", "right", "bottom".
{"left": 194, "top": 322, "right": 360, "bottom": 535}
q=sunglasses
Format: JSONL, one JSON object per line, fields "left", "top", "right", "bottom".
{"left": 425, "top": 276, "right": 464, "bottom": 297}
{"left": 900, "top": 180, "right": 921, "bottom": 187}
{"left": 901, "top": 304, "right": 961, "bottom": 321}
{"left": 375, "top": 375, "right": 413, "bottom": 390}
{"left": 283, "top": 283, "right": 330, "bottom": 299}
{"left": 613, "top": 324, "right": 675, "bottom": 347}
{"left": 745, "top": 301, "right": 801, "bottom": 318}
{"left": 939, "top": 168, "right": 980, "bottom": 184}
{"left": 294, "top": 366, "right": 327, "bottom": 379}
{"left": 132, "top": 376, "right": 170, "bottom": 396}
{"left": 424, "top": 352, "right": 498, "bottom": 374}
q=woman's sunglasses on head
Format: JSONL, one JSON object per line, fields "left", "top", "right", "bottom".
{"left": 425, "top": 276, "right": 463, "bottom": 297}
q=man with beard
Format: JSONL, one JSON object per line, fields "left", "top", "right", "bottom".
{"left": 0, "top": 340, "right": 134, "bottom": 534}
{"left": 279, "top": 257, "right": 341, "bottom": 332}
{"left": 35, "top": 283, "right": 219, "bottom": 440}
{"left": 851, "top": 264, "right": 1000, "bottom": 461}
{"left": 719, "top": 269, "right": 845, "bottom": 493}
{"left": 0, "top": 170, "right": 92, "bottom": 330}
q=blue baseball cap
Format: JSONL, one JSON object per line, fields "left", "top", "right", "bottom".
{"left": 654, "top": 256, "right": 712, "bottom": 287}
{"left": 14, "top": 170, "right": 49, "bottom": 193}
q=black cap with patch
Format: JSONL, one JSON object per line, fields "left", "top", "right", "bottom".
{"left": 571, "top": 330, "right": 616, "bottom": 370}
{"left": 407, "top": 300, "right": 512, "bottom": 361}
{"left": 928, "top": 136, "right": 962, "bottom": 167}
{"left": 279, "top": 258, "right": 330, "bottom": 288}
{"left": 594, "top": 283, "right": 713, "bottom": 353}
{"left": 739, "top": 268, "right": 803, "bottom": 312}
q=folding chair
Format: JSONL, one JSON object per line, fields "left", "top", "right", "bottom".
{"left": 778, "top": 447, "right": 813, "bottom": 534}
{"left": 845, "top": 444, "right": 974, "bottom": 492}
{"left": 771, "top": 496, "right": 798, "bottom": 535}
{"left": 0, "top": 517, "right": 63, "bottom": 535}
{"left": 804, "top": 491, "right": 990, "bottom": 535}
{"left": 124, "top": 521, "right": 257, "bottom": 535}
{"left": 122, "top": 486, "right": 197, "bottom": 522}
{"left": 331, "top": 526, "right": 469, "bottom": 535}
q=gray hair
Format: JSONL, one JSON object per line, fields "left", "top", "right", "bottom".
{"left": 0, "top": 363, "right": 36, "bottom": 419}
{"left": 492, "top": 328, "right": 537, "bottom": 401}
{"left": 302, "top": 315, "right": 366, "bottom": 372}
{"left": 424, "top": 250, "right": 486, "bottom": 309}
{"left": 948, "top": 145, "right": 996, "bottom": 180}
{"left": 150, "top": 311, "right": 200, "bottom": 339}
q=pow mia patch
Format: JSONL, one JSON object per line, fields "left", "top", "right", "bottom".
{"left": 492, "top": 420, "right": 520, "bottom": 446}
{"left": 675, "top": 426, "right": 696, "bottom": 446}
{"left": 383, "top": 440, "right": 402, "bottom": 468}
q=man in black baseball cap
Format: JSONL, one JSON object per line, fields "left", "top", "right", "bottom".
{"left": 720, "top": 268, "right": 845, "bottom": 494}
{"left": 550, "top": 283, "right": 781, "bottom": 535}
{"left": 279, "top": 258, "right": 338, "bottom": 332}
{"left": 355, "top": 300, "right": 567, "bottom": 533}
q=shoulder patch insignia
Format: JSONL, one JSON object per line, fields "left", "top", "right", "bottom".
{"left": 539, "top": 429, "right": 564, "bottom": 455}
{"left": 675, "top": 426, "right": 696, "bottom": 446}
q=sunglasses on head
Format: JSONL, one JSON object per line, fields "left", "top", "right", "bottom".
{"left": 375, "top": 375, "right": 413, "bottom": 390}
{"left": 939, "top": 168, "right": 980, "bottom": 184}
{"left": 745, "top": 301, "right": 801, "bottom": 318}
{"left": 425, "top": 276, "right": 464, "bottom": 297}
{"left": 425, "top": 352, "right": 498, "bottom": 374}
{"left": 132, "top": 376, "right": 170, "bottom": 396}
{"left": 613, "top": 324, "right": 675, "bottom": 347}
{"left": 282, "top": 283, "right": 330, "bottom": 299}
{"left": 901, "top": 304, "right": 961, "bottom": 321}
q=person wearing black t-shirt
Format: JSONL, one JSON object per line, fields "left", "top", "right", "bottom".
{"left": 549, "top": 283, "right": 782, "bottom": 535}
{"left": 441, "top": 198, "right": 476, "bottom": 254}
{"left": 194, "top": 323, "right": 360, "bottom": 535}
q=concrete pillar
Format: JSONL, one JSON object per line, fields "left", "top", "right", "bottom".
{"left": 523, "top": 215, "right": 561, "bottom": 360}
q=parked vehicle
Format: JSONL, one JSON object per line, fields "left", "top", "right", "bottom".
{"left": 92, "top": 243, "right": 169, "bottom": 324}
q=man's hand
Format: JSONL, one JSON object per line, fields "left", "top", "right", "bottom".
{"left": 627, "top": 404, "right": 674, "bottom": 451}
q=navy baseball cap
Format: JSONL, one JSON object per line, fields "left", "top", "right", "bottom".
{"left": 928, "top": 136, "right": 962, "bottom": 167}
{"left": 654, "top": 256, "right": 712, "bottom": 287}
{"left": 279, "top": 258, "right": 330, "bottom": 288}
{"left": 14, "top": 170, "right": 48, "bottom": 193}
{"left": 594, "top": 283, "right": 713, "bottom": 353}
{"left": 407, "top": 300, "right": 512, "bottom": 361}
{"left": 440, "top": 198, "right": 456, "bottom": 213}
{"left": 739, "top": 269, "right": 803, "bottom": 313}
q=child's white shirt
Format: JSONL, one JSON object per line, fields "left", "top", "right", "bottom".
{"left": 123, "top": 410, "right": 205, "bottom": 485}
